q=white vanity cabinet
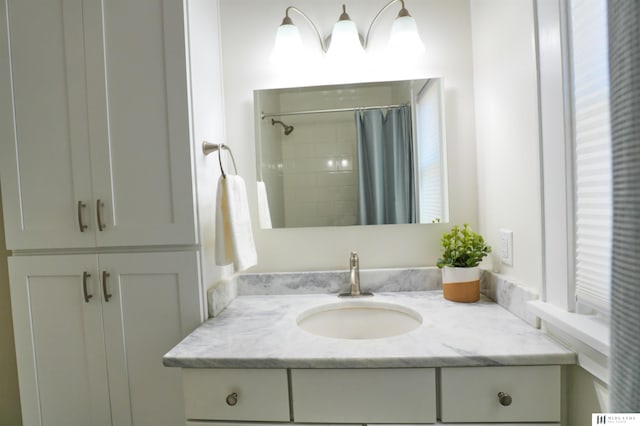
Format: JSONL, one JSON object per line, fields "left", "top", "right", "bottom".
{"left": 9, "top": 252, "right": 201, "bottom": 426}
{"left": 0, "top": 0, "right": 196, "bottom": 250}
{"left": 181, "top": 366, "right": 561, "bottom": 425}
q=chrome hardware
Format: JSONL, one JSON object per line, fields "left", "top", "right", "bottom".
{"left": 225, "top": 392, "right": 238, "bottom": 406}
{"left": 339, "top": 252, "right": 373, "bottom": 297}
{"left": 102, "top": 271, "right": 112, "bottom": 302}
{"left": 271, "top": 118, "right": 294, "bottom": 135}
{"left": 77, "top": 201, "right": 88, "bottom": 232}
{"left": 349, "top": 251, "right": 361, "bottom": 296}
{"left": 261, "top": 103, "right": 408, "bottom": 119}
{"left": 96, "top": 199, "right": 105, "bottom": 231}
{"left": 202, "top": 141, "right": 238, "bottom": 178}
{"left": 82, "top": 272, "right": 92, "bottom": 303}
{"left": 498, "top": 391, "right": 512, "bottom": 406}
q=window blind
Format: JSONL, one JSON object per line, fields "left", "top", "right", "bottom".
{"left": 570, "top": 0, "right": 613, "bottom": 313}
{"left": 416, "top": 80, "right": 444, "bottom": 224}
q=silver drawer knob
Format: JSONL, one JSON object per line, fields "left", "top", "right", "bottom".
{"left": 226, "top": 392, "right": 238, "bottom": 406}
{"left": 498, "top": 391, "right": 512, "bottom": 406}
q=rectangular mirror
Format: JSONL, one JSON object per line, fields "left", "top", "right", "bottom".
{"left": 254, "top": 78, "right": 448, "bottom": 229}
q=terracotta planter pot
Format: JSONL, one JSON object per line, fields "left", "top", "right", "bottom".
{"left": 441, "top": 266, "right": 480, "bottom": 303}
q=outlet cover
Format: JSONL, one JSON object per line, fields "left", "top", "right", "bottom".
{"left": 499, "top": 229, "right": 513, "bottom": 266}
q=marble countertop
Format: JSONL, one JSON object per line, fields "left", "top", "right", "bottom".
{"left": 163, "top": 291, "right": 575, "bottom": 369}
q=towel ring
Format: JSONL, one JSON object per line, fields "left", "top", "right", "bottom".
{"left": 202, "top": 141, "right": 238, "bottom": 178}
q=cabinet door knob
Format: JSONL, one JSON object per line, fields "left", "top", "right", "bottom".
{"left": 225, "top": 392, "right": 238, "bottom": 406}
{"left": 77, "top": 201, "right": 88, "bottom": 232}
{"left": 97, "top": 199, "right": 106, "bottom": 231}
{"left": 102, "top": 271, "right": 112, "bottom": 302}
{"left": 82, "top": 272, "right": 93, "bottom": 303}
{"left": 498, "top": 391, "right": 512, "bottom": 406}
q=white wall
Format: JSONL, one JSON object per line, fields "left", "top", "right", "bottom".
{"left": 219, "top": 0, "right": 478, "bottom": 272}
{"left": 567, "top": 365, "right": 609, "bottom": 425}
{"left": 185, "top": 0, "right": 231, "bottom": 297}
{"left": 470, "top": 0, "right": 543, "bottom": 289}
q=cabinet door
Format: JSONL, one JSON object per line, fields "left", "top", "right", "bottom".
{"left": 99, "top": 251, "right": 202, "bottom": 426}
{"left": 0, "top": 1, "right": 95, "bottom": 250}
{"left": 82, "top": 0, "right": 197, "bottom": 247}
{"left": 9, "top": 255, "right": 111, "bottom": 426}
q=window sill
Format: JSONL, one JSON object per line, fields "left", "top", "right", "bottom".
{"left": 527, "top": 300, "right": 609, "bottom": 384}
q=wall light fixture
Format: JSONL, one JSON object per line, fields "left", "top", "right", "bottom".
{"left": 270, "top": 0, "right": 424, "bottom": 64}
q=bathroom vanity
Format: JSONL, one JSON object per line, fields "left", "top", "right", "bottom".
{"left": 164, "top": 287, "right": 575, "bottom": 425}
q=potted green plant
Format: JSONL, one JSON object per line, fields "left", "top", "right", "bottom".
{"left": 437, "top": 224, "right": 491, "bottom": 302}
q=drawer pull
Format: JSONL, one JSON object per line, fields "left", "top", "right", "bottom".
{"left": 102, "top": 271, "right": 112, "bottom": 302}
{"left": 498, "top": 391, "right": 512, "bottom": 406}
{"left": 225, "top": 392, "right": 238, "bottom": 406}
{"left": 77, "top": 201, "right": 88, "bottom": 232}
{"left": 82, "top": 272, "right": 93, "bottom": 303}
{"left": 97, "top": 199, "right": 106, "bottom": 231}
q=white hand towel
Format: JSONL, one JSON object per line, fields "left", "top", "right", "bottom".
{"left": 256, "top": 181, "right": 272, "bottom": 229}
{"left": 215, "top": 175, "right": 257, "bottom": 272}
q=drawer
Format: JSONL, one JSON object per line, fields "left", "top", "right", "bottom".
{"left": 440, "top": 365, "right": 561, "bottom": 423}
{"left": 182, "top": 369, "right": 290, "bottom": 421}
{"left": 291, "top": 368, "right": 437, "bottom": 423}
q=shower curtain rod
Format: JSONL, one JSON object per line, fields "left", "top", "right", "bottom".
{"left": 261, "top": 103, "right": 409, "bottom": 119}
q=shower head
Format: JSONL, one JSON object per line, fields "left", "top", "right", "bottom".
{"left": 272, "top": 119, "right": 294, "bottom": 135}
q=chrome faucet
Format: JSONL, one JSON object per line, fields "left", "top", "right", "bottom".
{"left": 349, "top": 251, "right": 361, "bottom": 296}
{"left": 339, "top": 252, "right": 373, "bottom": 297}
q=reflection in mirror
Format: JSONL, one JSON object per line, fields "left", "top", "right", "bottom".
{"left": 254, "top": 79, "right": 448, "bottom": 229}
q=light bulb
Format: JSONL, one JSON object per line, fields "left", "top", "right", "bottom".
{"left": 388, "top": 15, "right": 425, "bottom": 55}
{"left": 270, "top": 23, "right": 304, "bottom": 64}
{"left": 327, "top": 20, "right": 365, "bottom": 60}
{"left": 327, "top": 5, "right": 365, "bottom": 61}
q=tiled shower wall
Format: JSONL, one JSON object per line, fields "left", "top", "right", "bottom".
{"left": 282, "top": 113, "right": 358, "bottom": 227}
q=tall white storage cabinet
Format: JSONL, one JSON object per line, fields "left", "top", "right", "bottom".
{"left": 9, "top": 252, "right": 201, "bottom": 426}
{"left": 0, "top": 0, "right": 196, "bottom": 250}
{"left": 0, "top": 1, "right": 224, "bottom": 425}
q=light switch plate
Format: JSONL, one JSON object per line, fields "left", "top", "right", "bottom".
{"left": 499, "top": 229, "right": 513, "bottom": 266}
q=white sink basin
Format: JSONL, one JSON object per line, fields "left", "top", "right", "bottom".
{"left": 297, "top": 301, "right": 422, "bottom": 339}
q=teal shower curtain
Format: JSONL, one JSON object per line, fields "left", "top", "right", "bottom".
{"left": 355, "top": 106, "right": 415, "bottom": 225}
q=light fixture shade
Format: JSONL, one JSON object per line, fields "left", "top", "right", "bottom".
{"left": 389, "top": 15, "right": 425, "bottom": 55}
{"left": 327, "top": 19, "right": 365, "bottom": 60}
{"left": 270, "top": 23, "right": 304, "bottom": 64}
